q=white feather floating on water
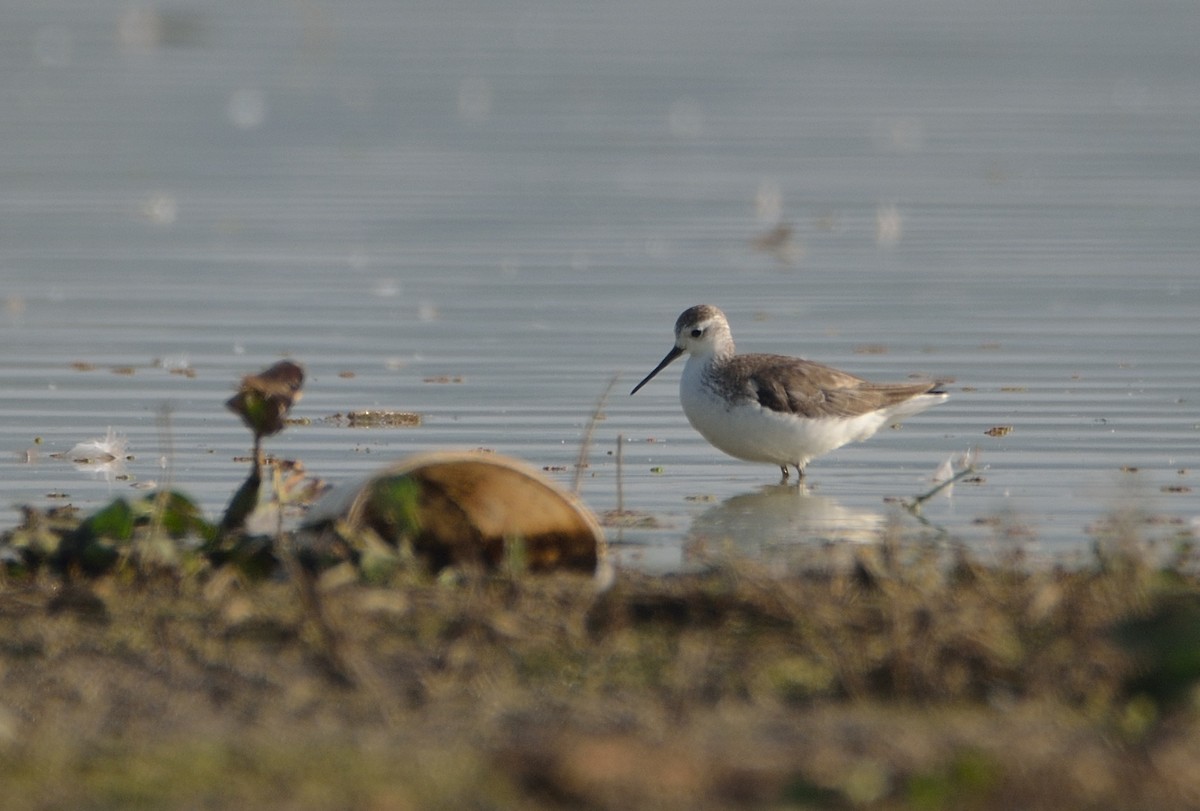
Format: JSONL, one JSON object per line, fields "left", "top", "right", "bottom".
{"left": 929, "top": 447, "right": 981, "bottom": 499}
{"left": 68, "top": 427, "right": 128, "bottom": 464}
{"left": 932, "top": 456, "right": 956, "bottom": 487}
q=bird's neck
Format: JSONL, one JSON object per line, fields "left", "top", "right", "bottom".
{"left": 687, "top": 341, "right": 734, "bottom": 373}
{"left": 705, "top": 337, "right": 736, "bottom": 363}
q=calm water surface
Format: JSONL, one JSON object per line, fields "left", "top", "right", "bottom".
{"left": 1, "top": 1, "right": 1197, "bottom": 569}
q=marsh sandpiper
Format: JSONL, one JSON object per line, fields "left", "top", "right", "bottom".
{"left": 630, "top": 304, "right": 948, "bottom": 480}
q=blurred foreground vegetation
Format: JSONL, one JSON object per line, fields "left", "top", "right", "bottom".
{"left": 2, "top": 492, "right": 1200, "bottom": 810}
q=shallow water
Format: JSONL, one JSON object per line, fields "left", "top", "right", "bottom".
{"left": 2, "top": 0, "right": 1197, "bottom": 569}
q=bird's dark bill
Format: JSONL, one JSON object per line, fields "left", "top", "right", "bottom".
{"left": 630, "top": 346, "right": 684, "bottom": 395}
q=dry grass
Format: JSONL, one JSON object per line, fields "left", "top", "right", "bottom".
{"left": 2, "top": 525, "right": 1200, "bottom": 810}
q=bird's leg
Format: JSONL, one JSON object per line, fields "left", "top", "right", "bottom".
{"left": 793, "top": 465, "right": 806, "bottom": 481}
{"left": 778, "top": 464, "right": 790, "bottom": 481}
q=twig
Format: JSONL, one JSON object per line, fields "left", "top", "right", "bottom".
{"left": 149, "top": 403, "right": 176, "bottom": 543}
{"left": 573, "top": 373, "right": 620, "bottom": 494}
{"left": 616, "top": 434, "right": 625, "bottom": 515}
{"left": 903, "top": 464, "right": 977, "bottom": 515}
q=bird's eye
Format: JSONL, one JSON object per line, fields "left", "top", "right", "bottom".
{"left": 690, "top": 328, "right": 703, "bottom": 338}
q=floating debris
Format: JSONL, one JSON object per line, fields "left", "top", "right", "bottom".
{"left": 139, "top": 192, "right": 178, "bottom": 225}
{"left": 342, "top": 410, "right": 422, "bottom": 428}
{"left": 875, "top": 202, "right": 903, "bottom": 246}
{"left": 750, "top": 222, "right": 803, "bottom": 265}
{"left": 932, "top": 457, "right": 955, "bottom": 486}
{"left": 984, "top": 425, "right": 1013, "bottom": 437}
{"left": 67, "top": 427, "right": 129, "bottom": 465}
{"left": 58, "top": 427, "right": 132, "bottom": 484}
{"left": 929, "top": 448, "right": 982, "bottom": 499}
{"left": 751, "top": 222, "right": 792, "bottom": 249}
{"left": 600, "top": 509, "right": 661, "bottom": 529}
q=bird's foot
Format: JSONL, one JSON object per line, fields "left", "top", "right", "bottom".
{"left": 779, "top": 465, "right": 806, "bottom": 483}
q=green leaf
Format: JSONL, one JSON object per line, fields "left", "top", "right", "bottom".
{"left": 150, "top": 491, "right": 217, "bottom": 540}
{"left": 83, "top": 499, "right": 136, "bottom": 542}
{"left": 367, "top": 476, "right": 423, "bottom": 537}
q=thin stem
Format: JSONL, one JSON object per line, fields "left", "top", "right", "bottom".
{"left": 573, "top": 373, "right": 619, "bottom": 494}
{"left": 904, "top": 464, "right": 977, "bottom": 515}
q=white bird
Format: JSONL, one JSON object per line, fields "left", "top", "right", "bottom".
{"left": 631, "top": 304, "right": 948, "bottom": 480}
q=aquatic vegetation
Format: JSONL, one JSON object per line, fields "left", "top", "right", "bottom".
{"left": 3, "top": 491, "right": 215, "bottom": 576}
{"left": 225, "top": 360, "right": 305, "bottom": 462}
{"left": 221, "top": 360, "right": 306, "bottom": 535}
